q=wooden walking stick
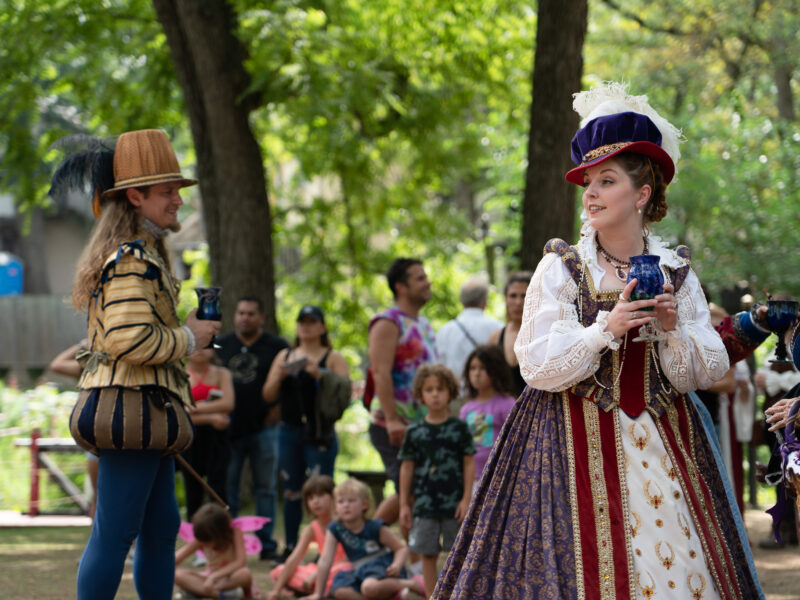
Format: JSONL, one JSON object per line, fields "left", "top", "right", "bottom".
{"left": 174, "top": 454, "right": 230, "bottom": 511}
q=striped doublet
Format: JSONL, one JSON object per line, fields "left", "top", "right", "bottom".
{"left": 78, "top": 232, "right": 192, "bottom": 406}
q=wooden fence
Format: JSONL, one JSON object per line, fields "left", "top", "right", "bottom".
{"left": 0, "top": 295, "right": 86, "bottom": 383}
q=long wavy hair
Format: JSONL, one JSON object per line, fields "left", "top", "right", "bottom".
{"left": 71, "top": 193, "right": 172, "bottom": 311}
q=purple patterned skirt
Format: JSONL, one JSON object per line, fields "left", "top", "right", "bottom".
{"left": 433, "top": 385, "right": 759, "bottom": 599}
{"left": 434, "top": 387, "right": 577, "bottom": 599}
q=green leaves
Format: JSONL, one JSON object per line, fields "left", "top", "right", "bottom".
{"left": 6, "top": 0, "right": 800, "bottom": 350}
{"left": 589, "top": 0, "right": 800, "bottom": 302}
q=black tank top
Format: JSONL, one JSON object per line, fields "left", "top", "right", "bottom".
{"left": 279, "top": 349, "right": 331, "bottom": 427}
{"left": 499, "top": 326, "right": 526, "bottom": 397}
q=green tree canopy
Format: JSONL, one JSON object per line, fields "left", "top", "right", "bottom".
{"left": 2, "top": 0, "right": 799, "bottom": 361}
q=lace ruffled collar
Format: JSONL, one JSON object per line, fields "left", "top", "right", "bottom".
{"left": 578, "top": 223, "right": 686, "bottom": 270}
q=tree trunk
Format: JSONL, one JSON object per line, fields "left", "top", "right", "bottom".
{"left": 520, "top": 0, "right": 587, "bottom": 270}
{"left": 774, "top": 61, "right": 795, "bottom": 123}
{"left": 152, "top": 0, "right": 278, "bottom": 333}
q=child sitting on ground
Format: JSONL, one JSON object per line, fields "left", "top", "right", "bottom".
{"left": 175, "top": 503, "right": 253, "bottom": 599}
{"left": 459, "top": 345, "right": 516, "bottom": 483}
{"left": 267, "top": 475, "right": 352, "bottom": 598}
{"left": 306, "top": 478, "right": 425, "bottom": 600}
{"left": 399, "top": 364, "right": 476, "bottom": 598}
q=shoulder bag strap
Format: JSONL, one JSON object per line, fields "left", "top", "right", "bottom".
{"left": 454, "top": 318, "right": 479, "bottom": 348}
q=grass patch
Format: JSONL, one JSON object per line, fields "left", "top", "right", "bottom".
{"left": 0, "top": 526, "right": 286, "bottom": 600}
{"left": 0, "top": 527, "right": 92, "bottom": 599}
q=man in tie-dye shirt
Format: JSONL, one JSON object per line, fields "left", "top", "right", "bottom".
{"left": 367, "top": 258, "right": 437, "bottom": 521}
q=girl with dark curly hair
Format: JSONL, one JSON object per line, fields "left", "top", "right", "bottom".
{"left": 459, "top": 345, "right": 515, "bottom": 481}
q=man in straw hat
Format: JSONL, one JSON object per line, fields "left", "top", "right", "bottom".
{"left": 51, "top": 129, "right": 220, "bottom": 599}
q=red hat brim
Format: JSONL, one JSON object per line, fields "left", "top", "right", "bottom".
{"left": 565, "top": 141, "right": 675, "bottom": 186}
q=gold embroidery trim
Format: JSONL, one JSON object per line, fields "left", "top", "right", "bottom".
{"left": 644, "top": 480, "right": 665, "bottom": 509}
{"left": 581, "top": 261, "right": 621, "bottom": 302}
{"left": 612, "top": 345, "right": 621, "bottom": 408}
{"left": 661, "top": 453, "right": 678, "bottom": 481}
{"left": 635, "top": 570, "right": 656, "bottom": 599}
{"left": 584, "top": 401, "right": 615, "bottom": 599}
{"left": 655, "top": 541, "right": 675, "bottom": 570}
{"left": 582, "top": 142, "right": 634, "bottom": 163}
{"left": 677, "top": 512, "right": 692, "bottom": 539}
{"left": 563, "top": 392, "right": 585, "bottom": 600}
{"left": 613, "top": 409, "right": 637, "bottom": 599}
{"left": 628, "top": 422, "right": 651, "bottom": 450}
{"left": 687, "top": 573, "right": 707, "bottom": 599}
{"left": 629, "top": 511, "right": 642, "bottom": 538}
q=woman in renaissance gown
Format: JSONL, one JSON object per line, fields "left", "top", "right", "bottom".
{"left": 432, "top": 83, "right": 763, "bottom": 600}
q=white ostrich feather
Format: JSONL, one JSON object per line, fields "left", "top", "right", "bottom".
{"left": 573, "top": 81, "right": 682, "bottom": 172}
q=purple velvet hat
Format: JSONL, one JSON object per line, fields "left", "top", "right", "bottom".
{"left": 565, "top": 111, "right": 676, "bottom": 185}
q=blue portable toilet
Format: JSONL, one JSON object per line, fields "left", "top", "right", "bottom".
{"left": 0, "top": 252, "right": 23, "bottom": 295}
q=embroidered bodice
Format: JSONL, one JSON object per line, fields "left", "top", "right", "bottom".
{"left": 514, "top": 233, "right": 729, "bottom": 416}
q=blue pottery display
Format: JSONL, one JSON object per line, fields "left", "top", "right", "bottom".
{"left": 195, "top": 286, "right": 222, "bottom": 321}
{"left": 627, "top": 255, "right": 663, "bottom": 311}
{"left": 767, "top": 299, "right": 798, "bottom": 363}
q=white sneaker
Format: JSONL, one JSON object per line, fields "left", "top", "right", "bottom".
{"left": 191, "top": 553, "right": 207, "bottom": 567}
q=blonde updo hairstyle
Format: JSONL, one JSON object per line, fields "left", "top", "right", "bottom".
{"left": 615, "top": 152, "right": 668, "bottom": 226}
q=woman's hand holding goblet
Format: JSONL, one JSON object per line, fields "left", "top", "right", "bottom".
{"left": 607, "top": 279, "right": 657, "bottom": 339}
{"left": 653, "top": 283, "right": 678, "bottom": 332}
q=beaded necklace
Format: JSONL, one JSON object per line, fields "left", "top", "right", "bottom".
{"left": 579, "top": 238, "right": 673, "bottom": 396}
{"left": 595, "top": 234, "right": 648, "bottom": 282}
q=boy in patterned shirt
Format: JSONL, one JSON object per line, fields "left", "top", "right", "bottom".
{"left": 399, "top": 364, "right": 476, "bottom": 597}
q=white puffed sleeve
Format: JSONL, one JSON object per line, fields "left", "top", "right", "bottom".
{"left": 514, "top": 252, "right": 619, "bottom": 392}
{"left": 657, "top": 268, "right": 729, "bottom": 392}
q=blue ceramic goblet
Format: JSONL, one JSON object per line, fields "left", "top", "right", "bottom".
{"left": 627, "top": 255, "right": 664, "bottom": 342}
{"left": 195, "top": 286, "right": 222, "bottom": 348}
{"left": 767, "top": 299, "right": 798, "bottom": 363}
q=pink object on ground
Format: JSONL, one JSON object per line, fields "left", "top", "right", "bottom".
{"left": 270, "top": 561, "right": 353, "bottom": 596}
{"left": 178, "top": 515, "right": 271, "bottom": 558}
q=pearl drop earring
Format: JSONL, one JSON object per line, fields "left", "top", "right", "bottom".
{"left": 637, "top": 208, "right": 642, "bottom": 215}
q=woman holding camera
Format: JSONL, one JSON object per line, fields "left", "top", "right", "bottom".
{"left": 262, "top": 305, "right": 351, "bottom": 557}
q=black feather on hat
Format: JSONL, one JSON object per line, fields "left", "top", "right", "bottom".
{"left": 48, "top": 134, "right": 116, "bottom": 218}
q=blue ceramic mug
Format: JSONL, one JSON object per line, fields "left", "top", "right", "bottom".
{"left": 627, "top": 255, "right": 663, "bottom": 311}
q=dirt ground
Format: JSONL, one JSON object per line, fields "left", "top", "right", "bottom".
{"left": 0, "top": 509, "right": 796, "bottom": 599}
{"left": 746, "top": 508, "right": 800, "bottom": 600}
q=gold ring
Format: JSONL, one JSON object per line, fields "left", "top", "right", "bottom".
{"left": 618, "top": 293, "right": 630, "bottom": 303}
